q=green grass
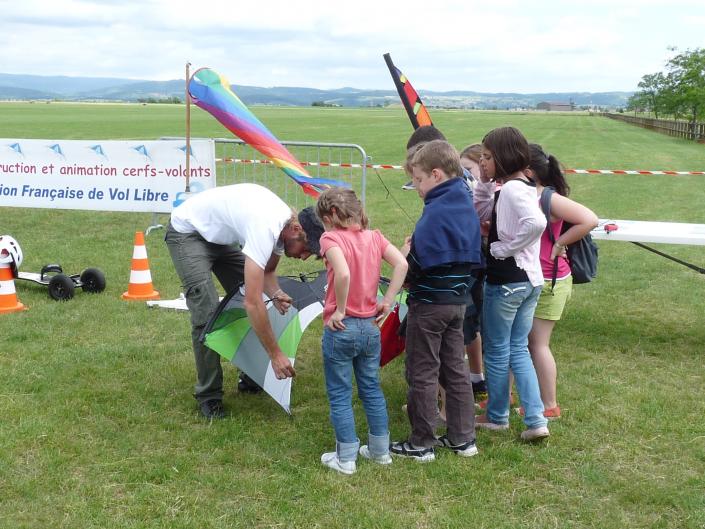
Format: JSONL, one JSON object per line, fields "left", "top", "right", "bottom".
{"left": 1, "top": 102, "right": 705, "bottom": 528}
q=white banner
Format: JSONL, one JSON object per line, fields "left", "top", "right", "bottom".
{"left": 0, "top": 139, "right": 216, "bottom": 213}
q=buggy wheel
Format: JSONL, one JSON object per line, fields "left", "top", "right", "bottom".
{"left": 48, "top": 274, "right": 75, "bottom": 301}
{"left": 80, "top": 268, "right": 106, "bottom": 293}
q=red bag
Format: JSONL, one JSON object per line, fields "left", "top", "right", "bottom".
{"left": 379, "top": 304, "right": 406, "bottom": 367}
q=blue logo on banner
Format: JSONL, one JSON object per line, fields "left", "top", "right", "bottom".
{"left": 172, "top": 181, "right": 206, "bottom": 208}
{"left": 90, "top": 145, "right": 107, "bottom": 159}
{"left": 133, "top": 145, "right": 152, "bottom": 161}
{"left": 8, "top": 143, "right": 23, "bottom": 156}
{"left": 48, "top": 144, "right": 65, "bottom": 159}
{"left": 178, "top": 144, "right": 198, "bottom": 163}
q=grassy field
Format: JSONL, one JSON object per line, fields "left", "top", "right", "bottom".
{"left": 1, "top": 102, "right": 704, "bottom": 529}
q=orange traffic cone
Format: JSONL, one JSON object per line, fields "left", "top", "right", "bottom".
{"left": 0, "top": 262, "right": 27, "bottom": 313}
{"left": 122, "top": 231, "right": 160, "bottom": 301}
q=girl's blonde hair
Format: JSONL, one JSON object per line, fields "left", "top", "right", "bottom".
{"left": 316, "top": 187, "right": 369, "bottom": 230}
{"left": 460, "top": 143, "right": 482, "bottom": 163}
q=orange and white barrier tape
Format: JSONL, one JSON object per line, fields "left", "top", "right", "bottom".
{"left": 564, "top": 169, "right": 705, "bottom": 175}
{"left": 216, "top": 157, "right": 704, "bottom": 175}
{"left": 216, "top": 158, "right": 402, "bottom": 170}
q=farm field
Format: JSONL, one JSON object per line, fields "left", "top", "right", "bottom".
{"left": 1, "top": 102, "right": 704, "bottom": 529}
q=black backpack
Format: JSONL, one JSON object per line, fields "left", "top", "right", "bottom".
{"left": 539, "top": 187, "right": 598, "bottom": 288}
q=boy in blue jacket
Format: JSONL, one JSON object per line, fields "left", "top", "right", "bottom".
{"left": 391, "top": 140, "right": 482, "bottom": 462}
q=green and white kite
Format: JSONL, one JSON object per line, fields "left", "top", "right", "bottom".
{"left": 201, "top": 271, "right": 327, "bottom": 414}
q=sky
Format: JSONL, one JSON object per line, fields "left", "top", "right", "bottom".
{"left": 1, "top": 0, "right": 703, "bottom": 93}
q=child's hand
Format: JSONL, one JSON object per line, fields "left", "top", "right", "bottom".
{"left": 326, "top": 308, "right": 347, "bottom": 331}
{"left": 400, "top": 236, "right": 412, "bottom": 257}
{"left": 375, "top": 301, "right": 392, "bottom": 326}
{"left": 550, "top": 242, "right": 568, "bottom": 260}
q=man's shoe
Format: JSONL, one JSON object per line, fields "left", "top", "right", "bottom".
{"left": 474, "top": 414, "right": 509, "bottom": 431}
{"left": 199, "top": 399, "right": 225, "bottom": 419}
{"left": 359, "top": 445, "right": 392, "bottom": 465}
{"left": 321, "top": 451, "right": 356, "bottom": 475}
{"left": 401, "top": 180, "right": 415, "bottom": 191}
{"left": 238, "top": 373, "right": 263, "bottom": 394}
{"left": 389, "top": 441, "right": 435, "bottom": 462}
{"left": 521, "top": 426, "right": 550, "bottom": 441}
{"left": 436, "top": 434, "right": 479, "bottom": 457}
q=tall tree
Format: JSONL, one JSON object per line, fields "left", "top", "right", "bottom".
{"left": 626, "top": 91, "right": 649, "bottom": 115}
{"left": 664, "top": 48, "right": 705, "bottom": 126}
{"left": 635, "top": 72, "right": 667, "bottom": 118}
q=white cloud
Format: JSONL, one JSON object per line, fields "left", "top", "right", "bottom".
{"left": 0, "top": 0, "right": 703, "bottom": 92}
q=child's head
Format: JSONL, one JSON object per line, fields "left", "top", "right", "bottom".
{"left": 406, "top": 125, "right": 446, "bottom": 150}
{"left": 481, "top": 126, "right": 530, "bottom": 182}
{"left": 405, "top": 139, "right": 463, "bottom": 198}
{"left": 527, "top": 143, "right": 571, "bottom": 196}
{"left": 459, "top": 143, "right": 482, "bottom": 180}
{"left": 316, "top": 187, "right": 368, "bottom": 230}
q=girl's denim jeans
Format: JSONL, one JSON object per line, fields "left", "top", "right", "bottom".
{"left": 482, "top": 281, "right": 548, "bottom": 429}
{"left": 322, "top": 317, "right": 389, "bottom": 461}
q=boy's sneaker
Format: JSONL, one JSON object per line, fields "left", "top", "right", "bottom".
{"left": 401, "top": 180, "right": 415, "bottom": 190}
{"left": 436, "top": 434, "right": 479, "bottom": 457}
{"left": 389, "top": 440, "right": 435, "bottom": 462}
{"left": 359, "top": 445, "right": 392, "bottom": 465}
{"left": 321, "top": 452, "right": 356, "bottom": 475}
{"left": 474, "top": 414, "right": 510, "bottom": 431}
{"left": 520, "top": 426, "right": 550, "bottom": 441}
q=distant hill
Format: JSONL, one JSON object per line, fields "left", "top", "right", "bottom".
{"left": 0, "top": 73, "right": 140, "bottom": 96}
{"left": 0, "top": 72, "right": 632, "bottom": 109}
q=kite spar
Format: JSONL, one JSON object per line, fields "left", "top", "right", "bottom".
{"left": 188, "top": 68, "right": 349, "bottom": 198}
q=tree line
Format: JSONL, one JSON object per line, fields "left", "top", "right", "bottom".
{"left": 627, "top": 48, "right": 705, "bottom": 124}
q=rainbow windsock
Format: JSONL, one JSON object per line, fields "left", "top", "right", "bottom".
{"left": 188, "top": 68, "right": 349, "bottom": 198}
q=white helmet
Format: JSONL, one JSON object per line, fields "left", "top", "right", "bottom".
{"left": 0, "top": 235, "right": 23, "bottom": 276}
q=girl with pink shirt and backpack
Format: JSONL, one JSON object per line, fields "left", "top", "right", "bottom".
{"left": 525, "top": 144, "right": 598, "bottom": 419}
{"left": 316, "top": 188, "right": 408, "bottom": 475}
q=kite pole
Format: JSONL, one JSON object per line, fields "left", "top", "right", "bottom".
{"left": 185, "top": 61, "right": 191, "bottom": 193}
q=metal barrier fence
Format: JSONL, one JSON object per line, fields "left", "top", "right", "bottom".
{"left": 148, "top": 138, "right": 368, "bottom": 234}
{"left": 162, "top": 137, "right": 368, "bottom": 207}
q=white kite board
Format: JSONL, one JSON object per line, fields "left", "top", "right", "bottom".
{"left": 591, "top": 219, "right": 705, "bottom": 246}
{"left": 146, "top": 294, "right": 224, "bottom": 311}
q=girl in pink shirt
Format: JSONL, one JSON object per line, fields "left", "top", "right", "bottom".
{"left": 316, "top": 188, "right": 407, "bottom": 475}
{"left": 526, "top": 144, "right": 598, "bottom": 418}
